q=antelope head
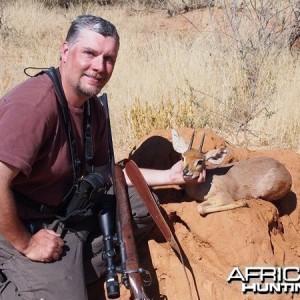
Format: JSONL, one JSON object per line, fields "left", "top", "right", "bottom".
{"left": 171, "top": 129, "right": 228, "bottom": 180}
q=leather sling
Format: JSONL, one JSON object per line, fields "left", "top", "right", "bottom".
{"left": 121, "top": 159, "right": 179, "bottom": 250}
{"left": 120, "top": 159, "right": 195, "bottom": 300}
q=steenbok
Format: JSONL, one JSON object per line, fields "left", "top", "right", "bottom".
{"left": 171, "top": 129, "right": 292, "bottom": 216}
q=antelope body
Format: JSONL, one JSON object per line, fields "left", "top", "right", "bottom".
{"left": 171, "top": 129, "right": 292, "bottom": 216}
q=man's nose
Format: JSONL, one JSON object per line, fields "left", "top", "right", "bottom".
{"left": 92, "top": 56, "right": 105, "bottom": 72}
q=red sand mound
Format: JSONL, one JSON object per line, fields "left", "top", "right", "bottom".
{"left": 118, "top": 128, "right": 300, "bottom": 300}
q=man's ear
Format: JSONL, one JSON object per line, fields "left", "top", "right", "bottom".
{"left": 60, "top": 42, "right": 69, "bottom": 62}
{"left": 204, "top": 147, "right": 228, "bottom": 165}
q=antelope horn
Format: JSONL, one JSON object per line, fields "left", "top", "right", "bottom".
{"left": 188, "top": 129, "right": 195, "bottom": 150}
{"left": 199, "top": 133, "right": 205, "bottom": 152}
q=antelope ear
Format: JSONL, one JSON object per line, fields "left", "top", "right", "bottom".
{"left": 171, "top": 129, "right": 189, "bottom": 154}
{"left": 204, "top": 147, "right": 228, "bottom": 164}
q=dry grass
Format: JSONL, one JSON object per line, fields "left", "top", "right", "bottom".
{"left": 1, "top": 0, "right": 299, "bottom": 160}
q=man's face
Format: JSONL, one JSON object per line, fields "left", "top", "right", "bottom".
{"left": 61, "top": 29, "right": 119, "bottom": 100}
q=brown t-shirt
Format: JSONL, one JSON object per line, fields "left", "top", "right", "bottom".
{"left": 0, "top": 72, "right": 109, "bottom": 219}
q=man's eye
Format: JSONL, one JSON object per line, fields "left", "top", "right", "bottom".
{"left": 84, "top": 51, "right": 94, "bottom": 57}
{"left": 104, "top": 56, "right": 116, "bottom": 64}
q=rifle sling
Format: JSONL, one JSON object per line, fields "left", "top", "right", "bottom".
{"left": 120, "top": 159, "right": 194, "bottom": 299}
{"left": 122, "top": 159, "right": 177, "bottom": 247}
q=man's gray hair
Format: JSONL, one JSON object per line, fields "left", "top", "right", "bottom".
{"left": 66, "top": 15, "right": 119, "bottom": 46}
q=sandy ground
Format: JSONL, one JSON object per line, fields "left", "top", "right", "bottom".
{"left": 116, "top": 127, "right": 300, "bottom": 300}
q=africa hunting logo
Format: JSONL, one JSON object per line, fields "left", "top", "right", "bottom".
{"left": 227, "top": 267, "right": 300, "bottom": 294}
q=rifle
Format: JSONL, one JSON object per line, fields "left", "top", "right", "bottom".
{"left": 98, "top": 94, "right": 195, "bottom": 300}
{"left": 98, "top": 94, "right": 150, "bottom": 299}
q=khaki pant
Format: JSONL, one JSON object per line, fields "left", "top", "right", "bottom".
{"left": 0, "top": 187, "right": 157, "bottom": 300}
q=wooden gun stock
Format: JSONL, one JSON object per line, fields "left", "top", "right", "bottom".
{"left": 114, "top": 164, "right": 150, "bottom": 300}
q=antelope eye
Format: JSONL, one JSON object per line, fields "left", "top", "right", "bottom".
{"left": 196, "top": 160, "right": 203, "bottom": 166}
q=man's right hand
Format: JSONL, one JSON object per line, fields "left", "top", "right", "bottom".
{"left": 22, "top": 229, "right": 64, "bottom": 263}
{"left": 0, "top": 161, "right": 64, "bottom": 263}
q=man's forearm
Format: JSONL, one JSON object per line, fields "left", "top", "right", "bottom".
{"left": 0, "top": 161, "right": 31, "bottom": 253}
{"left": 124, "top": 167, "right": 175, "bottom": 187}
{"left": 123, "top": 160, "right": 205, "bottom": 187}
{"left": 0, "top": 187, "right": 31, "bottom": 253}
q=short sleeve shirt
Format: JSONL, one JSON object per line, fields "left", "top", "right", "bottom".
{"left": 0, "top": 72, "right": 109, "bottom": 219}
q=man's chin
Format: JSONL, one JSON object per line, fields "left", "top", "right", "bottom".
{"left": 78, "top": 86, "right": 102, "bottom": 98}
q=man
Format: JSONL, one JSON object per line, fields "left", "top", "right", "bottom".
{"left": 0, "top": 15, "right": 205, "bottom": 299}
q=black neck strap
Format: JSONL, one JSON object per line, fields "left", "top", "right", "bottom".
{"left": 43, "top": 67, "right": 94, "bottom": 182}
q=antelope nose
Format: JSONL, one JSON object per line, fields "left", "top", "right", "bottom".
{"left": 182, "top": 167, "right": 189, "bottom": 176}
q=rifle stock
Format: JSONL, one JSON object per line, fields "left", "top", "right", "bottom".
{"left": 114, "top": 164, "right": 150, "bottom": 300}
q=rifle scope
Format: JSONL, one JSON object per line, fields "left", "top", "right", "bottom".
{"left": 98, "top": 207, "right": 120, "bottom": 299}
